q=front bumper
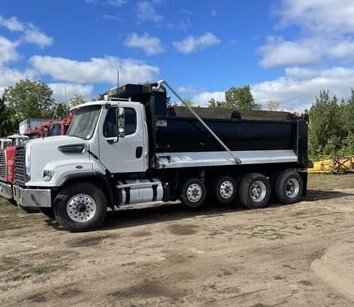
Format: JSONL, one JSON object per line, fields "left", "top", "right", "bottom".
{"left": 13, "top": 185, "right": 51, "bottom": 208}
{"left": 0, "top": 181, "right": 13, "bottom": 199}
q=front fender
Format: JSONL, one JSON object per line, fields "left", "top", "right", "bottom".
{"left": 27, "top": 159, "right": 106, "bottom": 187}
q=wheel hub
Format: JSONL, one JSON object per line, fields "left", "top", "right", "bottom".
{"left": 250, "top": 181, "right": 267, "bottom": 203}
{"left": 220, "top": 181, "right": 234, "bottom": 199}
{"left": 285, "top": 178, "right": 300, "bottom": 198}
{"left": 66, "top": 194, "right": 97, "bottom": 223}
{"left": 187, "top": 184, "right": 202, "bottom": 203}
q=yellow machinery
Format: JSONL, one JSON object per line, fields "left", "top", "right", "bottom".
{"left": 309, "top": 156, "right": 354, "bottom": 173}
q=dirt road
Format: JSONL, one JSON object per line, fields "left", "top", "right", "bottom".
{"left": 1, "top": 175, "right": 354, "bottom": 306}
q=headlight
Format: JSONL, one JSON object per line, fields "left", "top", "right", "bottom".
{"left": 43, "top": 169, "right": 55, "bottom": 181}
{"left": 25, "top": 143, "right": 31, "bottom": 182}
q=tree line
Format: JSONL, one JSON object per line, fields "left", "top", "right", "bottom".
{"left": 1, "top": 79, "right": 353, "bottom": 161}
{"left": 0, "top": 79, "right": 85, "bottom": 137}
{"left": 308, "top": 90, "right": 354, "bottom": 160}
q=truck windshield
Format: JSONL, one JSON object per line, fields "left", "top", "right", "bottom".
{"left": 67, "top": 105, "right": 101, "bottom": 140}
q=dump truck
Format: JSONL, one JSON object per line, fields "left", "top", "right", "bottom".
{"left": 24, "top": 115, "right": 73, "bottom": 139}
{"left": 19, "top": 118, "right": 50, "bottom": 136}
{"left": 12, "top": 81, "right": 310, "bottom": 232}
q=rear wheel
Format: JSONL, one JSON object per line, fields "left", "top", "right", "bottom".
{"left": 238, "top": 173, "right": 271, "bottom": 209}
{"left": 274, "top": 171, "right": 303, "bottom": 204}
{"left": 181, "top": 178, "right": 206, "bottom": 209}
{"left": 53, "top": 182, "right": 107, "bottom": 232}
{"left": 214, "top": 175, "right": 237, "bottom": 204}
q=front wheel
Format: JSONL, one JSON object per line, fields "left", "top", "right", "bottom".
{"left": 181, "top": 178, "right": 206, "bottom": 209}
{"left": 238, "top": 173, "right": 271, "bottom": 209}
{"left": 53, "top": 183, "right": 107, "bottom": 232}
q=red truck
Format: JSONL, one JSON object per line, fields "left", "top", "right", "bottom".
{"left": 0, "top": 116, "right": 73, "bottom": 207}
{"left": 23, "top": 116, "right": 73, "bottom": 139}
{"left": 0, "top": 134, "right": 29, "bottom": 201}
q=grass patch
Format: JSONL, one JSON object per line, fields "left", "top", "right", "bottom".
{"left": 0, "top": 198, "right": 23, "bottom": 231}
{"left": 308, "top": 173, "right": 354, "bottom": 190}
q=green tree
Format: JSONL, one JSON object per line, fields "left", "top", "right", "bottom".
{"left": 208, "top": 98, "right": 225, "bottom": 108}
{"left": 69, "top": 94, "right": 86, "bottom": 109}
{"left": 340, "top": 89, "right": 354, "bottom": 155}
{"left": 208, "top": 85, "right": 260, "bottom": 110}
{"left": 2, "top": 80, "right": 56, "bottom": 131}
{"left": 308, "top": 90, "right": 344, "bottom": 159}
{"left": 0, "top": 98, "right": 4, "bottom": 136}
{"left": 53, "top": 102, "right": 70, "bottom": 119}
{"left": 224, "top": 85, "right": 260, "bottom": 110}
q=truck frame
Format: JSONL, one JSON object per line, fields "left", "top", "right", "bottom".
{"left": 11, "top": 81, "right": 310, "bottom": 231}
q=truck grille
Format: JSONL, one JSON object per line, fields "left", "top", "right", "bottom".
{"left": 0, "top": 150, "right": 6, "bottom": 180}
{"left": 14, "top": 146, "right": 26, "bottom": 186}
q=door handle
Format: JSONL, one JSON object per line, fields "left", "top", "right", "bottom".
{"left": 136, "top": 146, "right": 143, "bottom": 158}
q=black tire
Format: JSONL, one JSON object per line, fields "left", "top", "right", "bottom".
{"left": 274, "top": 170, "right": 303, "bottom": 204}
{"left": 214, "top": 175, "right": 237, "bottom": 204}
{"left": 238, "top": 173, "right": 271, "bottom": 209}
{"left": 181, "top": 178, "right": 206, "bottom": 209}
{"left": 40, "top": 207, "right": 56, "bottom": 220}
{"left": 53, "top": 182, "right": 107, "bottom": 232}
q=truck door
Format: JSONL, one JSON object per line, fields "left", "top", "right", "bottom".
{"left": 99, "top": 106, "right": 147, "bottom": 173}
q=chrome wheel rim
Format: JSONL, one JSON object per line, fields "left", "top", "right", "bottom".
{"left": 285, "top": 178, "right": 300, "bottom": 199}
{"left": 186, "top": 183, "right": 203, "bottom": 203}
{"left": 219, "top": 180, "right": 234, "bottom": 199}
{"left": 250, "top": 181, "right": 267, "bottom": 203}
{"left": 66, "top": 194, "right": 97, "bottom": 223}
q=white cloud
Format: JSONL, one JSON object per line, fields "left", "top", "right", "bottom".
{"left": 278, "top": 0, "right": 354, "bottom": 34}
{"left": 173, "top": 32, "right": 221, "bottom": 54}
{"left": 0, "top": 67, "right": 38, "bottom": 96}
{"left": 23, "top": 26, "right": 53, "bottom": 48}
{"left": 0, "top": 16, "right": 24, "bottom": 32}
{"left": 137, "top": 1, "right": 163, "bottom": 23}
{"left": 327, "top": 40, "right": 354, "bottom": 61}
{"left": 259, "top": 37, "right": 321, "bottom": 68}
{"left": 49, "top": 83, "right": 94, "bottom": 102}
{"left": 106, "top": 0, "right": 126, "bottom": 7}
{"left": 186, "top": 66, "right": 354, "bottom": 111}
{"left": 29, "top": 55, "right": 159, "bottom": 85}
{"left": 177, "top": 86, "right": 197, "bottom": 94}
{"left": 259, "top": 1, "right": 354, "bottom": 68}
{"left": 0, "top": 36, "right": 20, "bottom": 65}
{"left": 191, "top": 91, "right": 224, "bottom": 107}
{"left": 124, "top": 33, "right": 164, "bottom": 55}
{"left": 0, "top": 16, "right": 53, "bottom": 48}
{"left": 252, "top": 67, "right": 354, "bottom": 110}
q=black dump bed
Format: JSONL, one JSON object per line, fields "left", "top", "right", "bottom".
{"left": 101, "top": 83, "right": 309, "bottom": 168}
{"left": 155, "top": 116, "right": 295, "bottom": 152}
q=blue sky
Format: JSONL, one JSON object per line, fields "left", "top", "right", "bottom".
{"left": 1, "top": 0, "right": 354, "bottom": 111}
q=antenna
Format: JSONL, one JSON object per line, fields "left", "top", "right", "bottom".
{"left": 117, "top": 70, "right": 120, "bottom": 89}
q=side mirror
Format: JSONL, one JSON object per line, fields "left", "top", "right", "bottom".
{"left": 117, "top": 107, "right": 126, "bottom": 138}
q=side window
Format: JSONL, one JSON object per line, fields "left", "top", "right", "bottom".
{"left": 125, "top": 108, "right": 137, "bottom": 135}
{"left": 103, "top": 107, "right": 137, "bottom": 137}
